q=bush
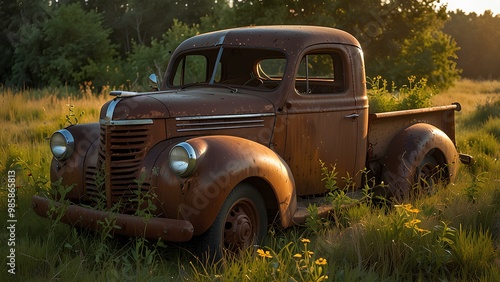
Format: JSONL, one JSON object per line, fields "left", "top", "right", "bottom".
{"left": 368, "top": 76, "right": 434, "bottom": 113}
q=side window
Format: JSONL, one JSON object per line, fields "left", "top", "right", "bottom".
{"left": 295, "top": 52, "right": 345, "bottom": 94}
{"left": 172, "top": 55, "right": 208, "bottom": 86}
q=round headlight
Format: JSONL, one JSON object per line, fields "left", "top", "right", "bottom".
{"left": 169, "top": 142, "right": 197, "bottom": 177}
{"left": 50, "top": 129, "right": 75, "bottom": 161}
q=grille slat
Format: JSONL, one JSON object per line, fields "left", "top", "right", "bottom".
{"left": 85, "top": 123, "right": 152, "bottom": 213}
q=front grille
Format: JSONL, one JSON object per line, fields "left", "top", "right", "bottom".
{"left": 86, "top": 123, "right": 152, "bottom": 213}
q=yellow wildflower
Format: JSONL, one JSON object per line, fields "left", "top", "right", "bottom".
{"left": 293, "top": 253, "right": 302, "bottom": 258}
{"left": 300, "top": 238, "right": 311, "bottom": 243}
{"left": 257, "top": 248, "right": 273, "bottom": 259}
{"left": 404, "top": 219, "right": 422, "bottom": 229}
{"left": 397, "top": 204, "right": 420, "bottom": 213}
{"left": 315, "top": 258, "right": 328, "bottom": 265}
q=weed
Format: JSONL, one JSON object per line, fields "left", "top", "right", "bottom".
{"left": 254, "top": 238, "right": 329, "bottom": 282}
{"left": 451, "top": 225, "right": 496, "bottom": 279}
{"left": 319, "top": 159, "right": 338, "bottom": 193}
{"left": 62, "top": 98, "right": 85, "bottom": 127}
{"left": 368, "top": 75, "right": 434, "bottom": 113}
{"left": 304, "top": 204, "right": 330, "bottom": 235}
{"left": 464, "top": 172, "right": 486, "bottom": 203}
{"left": 130, "top": 173, "right": 158, "bottom": 219}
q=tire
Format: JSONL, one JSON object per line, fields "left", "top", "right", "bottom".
{"left": 415, "top": 154, "right": 440, "bottom": 193}
{"left": 196, "top": 183, "right": 267, "bottom": 262}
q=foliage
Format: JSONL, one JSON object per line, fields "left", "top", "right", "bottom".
{"left": 1, "top": 0, "right": 488, "bottom": 91}
{"left": 10, "top": 3, "right": 117, "bottom": 88}
{"left": 367, "top": 75, "right": 434, "bottom": 113}
{"left": 125, "top": 19, "right": 201, "bottom": 90}
{"left": 444, "top": 10, "right": 500, "bottom": 80}
{"left": 204, "top": 0, "right": 461, "bottom": 90}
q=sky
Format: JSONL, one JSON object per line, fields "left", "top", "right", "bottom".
{"left": 444, "top": 0, "right": 500, "bottom": 15}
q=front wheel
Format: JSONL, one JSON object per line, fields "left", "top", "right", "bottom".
{"left": 197, "top": 183, "right": 267, "bottom": 261}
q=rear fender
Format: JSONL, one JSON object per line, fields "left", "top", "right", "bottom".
{"left": 154, "top": 135, "right": 296, "bottom": 235}
{"left": 381, "top": 123, "right": 458, "bottom": 199}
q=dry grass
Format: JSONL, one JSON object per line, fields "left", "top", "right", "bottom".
{"left": 433, "top": 79, "right": 500, "bottom": 115}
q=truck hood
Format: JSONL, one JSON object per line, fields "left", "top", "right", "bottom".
{"left": 100, "top": 88, "right": 276, "bottom": 121}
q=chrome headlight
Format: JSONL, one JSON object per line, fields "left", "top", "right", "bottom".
{"left": 169, "top": 142, "right": 197, "bottom": 177}
{"left": 50, "top": 129, "right": 75, "bottom": 161}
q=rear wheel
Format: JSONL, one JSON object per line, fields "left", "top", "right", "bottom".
{"left": 415, "top": 153, "right": 441, "bottom": 194}
{"left": 197, "top": 183, "right": 267, "bottom": 261}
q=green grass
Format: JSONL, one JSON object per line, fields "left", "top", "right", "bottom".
{"left": 1, "top": 80, "right": 499, "bottom": 280}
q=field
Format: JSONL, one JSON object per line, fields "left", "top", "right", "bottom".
{"left": 1, "top": 80, "right": 499, "bottom": 281}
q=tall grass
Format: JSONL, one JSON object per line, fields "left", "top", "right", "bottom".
{"left": 1, "top": 80, "right": 499, "bottom": 280}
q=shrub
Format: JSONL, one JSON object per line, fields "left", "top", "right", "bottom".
{"left": 368, "top": 75, "right": 434, "bottom": 113}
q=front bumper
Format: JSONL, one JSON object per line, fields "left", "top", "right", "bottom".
{"left": 32, "top": 195, "right": 194, "bottom": 242}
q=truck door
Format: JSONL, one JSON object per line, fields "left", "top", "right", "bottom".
{"left": 283, "top": 48, "right": 359, "bottom": 196}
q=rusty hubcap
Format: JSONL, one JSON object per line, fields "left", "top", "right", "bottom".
{"left": 223, "top": 200, "right": 258, "bottom": 251}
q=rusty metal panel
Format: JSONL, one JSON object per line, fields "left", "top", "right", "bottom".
{"left": 368, "top": 104, "right": 459, "bottom": 160}
{"left": 175, "top": 26, "right": 360, "bottom": 53}
{"left": 151, "top": 135, "right": 297, "bottom": 234}
{"left": 32, "top": 195, "right": 194, "bottom": 242}
{"left": 50, "top": 123, "right": 101, "bottom": 201}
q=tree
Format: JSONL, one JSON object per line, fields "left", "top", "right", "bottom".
{"left": 125, "top": 19, "right": 201, "bottom": 90}
{"left": 444, "top": 10, "right": 500, "bottom": 80}
{"left": 1, "top": 0, "right": 52, "bottom": 86}
{"left": 202, "top": 0, "right": 461, "bottom": 90}
{"left": 10, "top": 3, "right": 117, "bottom": 88}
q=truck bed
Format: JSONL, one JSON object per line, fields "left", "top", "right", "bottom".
{"left": 367, "top": 103, "right": 461, "bottom": 162}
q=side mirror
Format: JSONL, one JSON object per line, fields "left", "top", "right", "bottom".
{"left": 149, "top": 73, "right": 160, "bottom": 91}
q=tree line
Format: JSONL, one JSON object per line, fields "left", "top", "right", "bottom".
{"left": 1, "top": 0, "right": 499, "bottom": 91}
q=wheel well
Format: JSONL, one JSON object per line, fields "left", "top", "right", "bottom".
{"left": 241, "top": 177, "right": 280, "bottom": 226}
{"left": 428, "top": 148, "right": 451, "bottom": 181}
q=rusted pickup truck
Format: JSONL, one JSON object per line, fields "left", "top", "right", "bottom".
{"left": 33, "top": 26, "right": 471, "bottom": 258}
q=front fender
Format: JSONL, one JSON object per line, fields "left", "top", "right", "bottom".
{"left": 50, "top": 123, "right": 100, "bottom": 200}
{"left": 153, "top": 135, "right": 296, "bottom": 235}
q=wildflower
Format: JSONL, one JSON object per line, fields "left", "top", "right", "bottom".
{"left": 405, "top": 205, "right": 420, "bottom": 214}
{"left": 300, "top": 238, "right": 311, "bottom": 243}
{"left": 415, "top": 226, "right": 430, "bottom": 234}
{"left": 257, "top": 248, "right": 273, "bottom": 259}
{"left": 396, "top": 203, "right": 420, "bottom": 214}
{"left": 293, "top": 253, "right": 302, "bottom": 259}
{"left": 404, "top": 218, "right": 422, "bottom": 228}
{"left": 315, "top": 258, "right": 327, "bottom": 265}
{"left": 317, "top": 275, "right": 329, "bottom": 281}
{"left": 306, "top": 251, "right": 314, "bottom": 258}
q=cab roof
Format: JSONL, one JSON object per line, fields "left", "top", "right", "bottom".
{"left": 175, "top": 25, "right": 361, "bottom": 52}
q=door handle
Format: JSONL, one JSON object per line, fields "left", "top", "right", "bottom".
{"left": 345, "top": 113, "right": 359, "bottom": 119}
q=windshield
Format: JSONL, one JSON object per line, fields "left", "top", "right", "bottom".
{"left": 168, "top": 47, "right": 287, "bottom": 91}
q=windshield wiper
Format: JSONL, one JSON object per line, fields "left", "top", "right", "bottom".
{"left": 180, "top": 82, "right": 238, "bottom": 93}
{"left": 180, "top": 82, "right": 207, "bottom": 90}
